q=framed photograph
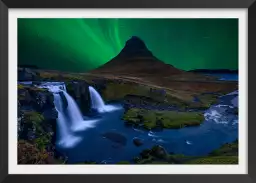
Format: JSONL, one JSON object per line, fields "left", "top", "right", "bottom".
{"left": 0, "top": 0, "right": 254, "bottom": 182}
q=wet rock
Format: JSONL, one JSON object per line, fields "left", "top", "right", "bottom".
{"left": 35, "top": 92, "right": 48, "bottom": 110}
{"left": 151, "top": 145, "right": 168, "bottom": 159}
{"left": 133, "top": 137, "right": 143, "bottom": 146}
{"left": 18, "top": 85, "right": 55, "bottom": 112}
{"left": 66, "top": 81, "right": 91, "bottom": 114}
{"left": 102, "top": 132, "right": 127, "bottom": 146}
{"left": 42, "top": 108, "right": 58, "bottom": 120}
{"left": 18, "top": 67, "right": 39, "bottom": 81}
{"left": 139, "top": 149, "right": 151, "bottom": 159}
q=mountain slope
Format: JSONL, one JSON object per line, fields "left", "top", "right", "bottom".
{"left": 90, "top": 36, "right": 184, "bottom": 76}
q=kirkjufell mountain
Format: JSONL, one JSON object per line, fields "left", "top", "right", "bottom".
{"left": 115, "top": 36, "right": 154, "bottom": 58}
{"left": 90, "top": 36, "right": 185, "bottom": 76}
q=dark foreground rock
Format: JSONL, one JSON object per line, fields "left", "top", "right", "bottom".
{"left": 133, "top": 137, "right": 143, "bottom": 147}
{"left": 18, "top": 84, "right": 67, "bottom": 164}
{"left": 66, "top": 81, "right": 91, "bottom": 114}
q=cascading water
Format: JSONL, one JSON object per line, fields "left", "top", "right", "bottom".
{"left": 89, "top": 86, "right": 106, "bottom": 113}
{"left": 88, "top": 86, "right": 120, "bottom": 113}
{"left": 62, "top": 91, "right": 99, "bottom": 132}
{"left": 38, "top": 82, "right": 82, "bottom": 148}
{"left": 53, "top": 93, "right": 81, "bottom": 148}
{"left": 38, "top": 82, "right": 99, "bottom": 148}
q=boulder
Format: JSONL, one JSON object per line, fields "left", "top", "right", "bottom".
{"left": 66, "top": 81, "right": 91, "bottom": 114}
{"left": 42, "top": 108, "right": 58, "bottom": 121}
{"left": 133, "top": 137, "right": 143, "bottom": 146}
{"left": 151, "top": 145, "right": 168, "bottom": 159}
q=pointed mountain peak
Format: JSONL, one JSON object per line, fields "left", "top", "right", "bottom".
{"left": 125, "top": 36, "right": 146, "bottom": 48}
{"left": 117, "top": 36, "right": 154, "bottom": 58}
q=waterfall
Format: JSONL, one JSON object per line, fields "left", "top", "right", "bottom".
{"left": 62, "top": 92, "right": 85, "bottom": 126}
{"left": 34, "top": 82, "right": 122, "bottom": 149}
{"left": 38, "top": 82, "right": 99, "bottom": 149}
{"left": 62, "top": 91, "right": 99, "bottom": 132}
{"left": 89, "top": 86, "right": 106, "bottom": 113}
{"left": 53, "top": 93, "right": 81, "bottom": 148}
{"left": 88, "top": 86, "right": 120, "bottom": 113}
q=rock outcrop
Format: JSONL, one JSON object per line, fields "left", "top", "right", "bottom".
{"left": 65, "top": 81, "right": 91, "bottom": 114}
{"left": 18, "top": 67, "right": 40, "bottom": 81}
{"left": 18, "top": 84, "right": 67, "bottom": 164}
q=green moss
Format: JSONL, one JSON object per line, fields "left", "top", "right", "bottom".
{"left": 123, "top": 108, "right": 204, "bottom": 130}
{"left": 134, "top": 149, "right": 190, "bottom": 164}
{"left": 23, "top": 111, "right": 45, "bottom": 135}
{"left": 186, "top": 156, "right": 238, "bottom": 164}
{"left": 135, "top": 157, "right": 154, "bottom": 164}
{"left": 102, "top": 82, "right": 148, "bottom": 101}
{"left": 167, "top": 154, "right": 193, "bottom": 163}
{"left": 209, "top": 140, "right": 238, "bottom": 156}
{"left": 23, "top": 111, "right": 44, "bottom": 124}
{"left": 19, "top": 84, "right": 47, "bottom": 92}
{"left": 101, "top": 81, "right": 186, "bottom": 107}
{"left": 34, "top": 134, "right": 51, "bottom": 151}
{"left": 164, "top": 94, "right": 191, "bottom": 108}
{"left": 18, "top": 84, "right": 25, "bottom": 90}
{"left": 185, "top": 141, "right": 238, "bottom": 164}
{"left": 122, "top": 108, "right": 141, "bottom": 124}
{"left": 160, "top": 111, "right": 204, "bottom": 128}
{"left": 142, "top": 112, "right": 158, "bottom": 129}
{"left": 196, "top": 94, "right": 219, "bottom": 107}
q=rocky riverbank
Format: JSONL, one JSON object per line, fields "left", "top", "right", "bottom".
{"left": 18, "top": 84, "right": 67, "bottom": 164}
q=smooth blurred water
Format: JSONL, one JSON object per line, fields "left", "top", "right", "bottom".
{"left": 88, "top": 86, "right": 121, "bottom": 113}
{"left": 53, "top": 93, "right": 82, "bottom": 148}
{"left": 38, "top": 82, "right": 99, "bottom": 147}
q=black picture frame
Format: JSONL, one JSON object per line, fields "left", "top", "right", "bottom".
{"left": 0, "top": 0, "right": 254, "bottom": 182}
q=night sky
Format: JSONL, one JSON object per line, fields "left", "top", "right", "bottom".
{"left": 18, "top": 18, "right": 238, "bottom": 72}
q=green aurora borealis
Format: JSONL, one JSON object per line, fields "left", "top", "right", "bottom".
{"left": 18, "top": 18, "right": 238, "bottom": 72}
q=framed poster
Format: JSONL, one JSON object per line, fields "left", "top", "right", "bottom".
{"left": 0, "top": 0, "right": 254, "bottom": 182}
